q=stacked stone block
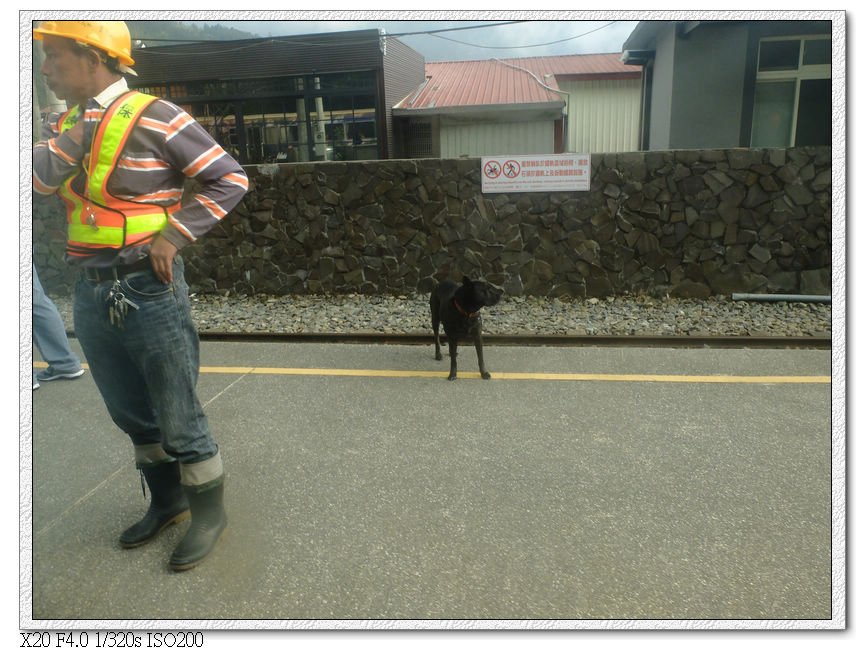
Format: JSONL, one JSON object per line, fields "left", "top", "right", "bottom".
{"left": 33, "top": 147, "right": 831, "bottom": 298}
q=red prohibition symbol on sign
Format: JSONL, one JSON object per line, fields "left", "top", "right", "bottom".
{"left": 484, "top": 160, "right": 501, "bottom": 178}
{"left": 503, "top": 160, "right": 521, "bottom": 178}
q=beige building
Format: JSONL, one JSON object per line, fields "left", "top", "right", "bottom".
{"left": 392, "top": 53, "right": 642, "bottom": 158}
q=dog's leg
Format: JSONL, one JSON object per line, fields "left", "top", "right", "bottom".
{"left": 431, "top": 303, "right": 443, "bottom": 361}
{"left": 474, "top": 333, "right": 491, "bottom": 379}
{"left": 447, "top": 338, "right": 459, "bottom": 381}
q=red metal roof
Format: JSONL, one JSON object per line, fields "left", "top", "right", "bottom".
{"left": 394, "top": 53, "right": 640, "bottom": 112}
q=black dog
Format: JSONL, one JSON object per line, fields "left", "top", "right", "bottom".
{"left": 430, "top": 276, "right": 503, "bottom": 380}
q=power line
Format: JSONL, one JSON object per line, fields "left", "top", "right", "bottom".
{"left": 133, "top": 21, "right": 531, "bottom": 45}
{"left": 131, "top": 21, "right": 624, "bottom": 59}
{"left": 429, "top": 21, "right": 619, "bottom": 51}
{"left": 390, "top": 21, "right": 530, "bottom": 38}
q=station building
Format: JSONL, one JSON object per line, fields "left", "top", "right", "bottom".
{"left": 129, "top": 28, "right": 425, "bottom": 164}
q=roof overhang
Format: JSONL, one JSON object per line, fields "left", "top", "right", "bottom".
{"left": 556, "top": 71, "right": 643, "bottom": 81}
{"left": 622, "top": 20, "right": 705, "bottom": 54}
{"left": 620, "top": 49, "right": 655, "bottom": 66}
{"left": 622, "top": 21, "right": 666, "bottom": 51}
{"left": 393, "top": 101, "right": 566, "bottom": 119}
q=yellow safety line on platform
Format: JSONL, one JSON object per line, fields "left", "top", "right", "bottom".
{"left": 34, "top": 362, "right": 830, "bottom": 383}
{"left": 197, "top": 366, "right": 830, "bottom": 384}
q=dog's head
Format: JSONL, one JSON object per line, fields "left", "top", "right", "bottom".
{"left": 455, "top": 276, "right": 503, "bottom": 315}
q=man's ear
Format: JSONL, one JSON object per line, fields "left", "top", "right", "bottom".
{"left": 84, "top": 48, "right": 104, "bottom": 71}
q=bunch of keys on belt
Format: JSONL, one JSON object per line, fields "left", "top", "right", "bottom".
{"left": 106, "top": 280, "right": 139, "bottom": 328}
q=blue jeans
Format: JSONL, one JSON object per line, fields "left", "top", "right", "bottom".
{"left": 73, "top": 257, "right": 218, "bottom": 467}
{"left": 33, "top": 265, "right": 82, "bottom": 375}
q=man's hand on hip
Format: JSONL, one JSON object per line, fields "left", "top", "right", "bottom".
{"left": 149, "top": 236, "right": 178, "bottom": 284}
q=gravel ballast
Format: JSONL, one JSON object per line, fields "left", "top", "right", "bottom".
{"left": 50, "top": 293, "right": 831, "bottom": 338}
{"left": 180, "top": 294, "right": 831, "bottom": 338}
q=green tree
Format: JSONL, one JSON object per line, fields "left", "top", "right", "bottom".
{"left": 127, "top": 21, "right": 259, "bottom": 48}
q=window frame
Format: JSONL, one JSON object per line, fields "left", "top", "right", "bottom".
{"left": 751, "top": 34, "right": 831, "bottom": 147}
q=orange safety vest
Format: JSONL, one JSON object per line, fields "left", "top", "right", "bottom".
{"left": 56, "top": 91, "right": 179, "bottom": 257}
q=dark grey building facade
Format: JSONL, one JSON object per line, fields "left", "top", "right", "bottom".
{"left": 622, "top": 20, "right": 833, "bottom": 151}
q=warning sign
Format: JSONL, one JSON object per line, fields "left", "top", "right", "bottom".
{"left": 483, "top": 160, "right": 501, "bottom": 179}
{"left": 481, "top": 154, "right": 591, "bottom": 193}
{"left": 502, "top": 160, "right": 521, "bottom": 178}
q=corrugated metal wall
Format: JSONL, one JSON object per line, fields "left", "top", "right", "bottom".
{"left": 560, "top": 79, "right": 641, "bottom": 153}
{"left": 382, "top": 39, "right": 427, "bottom": 159}
{"left": 439, "top": 119, "right": 555, "bottom": 158}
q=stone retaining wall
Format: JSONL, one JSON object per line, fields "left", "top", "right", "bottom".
{"left": 34, "top": 147, "right": 831, "bottom": 298}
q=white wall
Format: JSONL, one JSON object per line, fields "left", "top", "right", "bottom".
{"left": 439, "top": 119, "right": 555, "bottom": 157}
{"left": 559, "top": 78, "right": 641, "bottom": 153}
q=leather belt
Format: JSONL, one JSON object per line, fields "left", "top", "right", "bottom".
{"left": 82, "top": 258, "right": 153, "bottom": 283}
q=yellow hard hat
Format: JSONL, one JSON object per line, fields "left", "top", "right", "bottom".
{"left": 33, "top": 20, "right": 135, "bottom": 67}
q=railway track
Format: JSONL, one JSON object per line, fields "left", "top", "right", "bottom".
{"left": 197, "top": 331, "right": 831, "bottom": 349}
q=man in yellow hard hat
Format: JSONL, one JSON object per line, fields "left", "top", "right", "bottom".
{"left": 33, "top": 20, "right": 249, "bottom": 571}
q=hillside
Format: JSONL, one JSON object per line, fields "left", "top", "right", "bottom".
{"left": 127, "top": 20, "right": 260, "bottom": 47}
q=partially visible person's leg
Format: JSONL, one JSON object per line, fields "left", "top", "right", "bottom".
{"left": 33, "top": 265, "right": 83, "bottom": 381}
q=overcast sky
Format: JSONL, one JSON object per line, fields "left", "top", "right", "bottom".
{"left": 198, "top": 19, "right": 640, "bottom": 62}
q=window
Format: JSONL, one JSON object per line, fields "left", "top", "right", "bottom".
{"left": 138, "top": 70, "right": 381, "bottom": 164}
{"left": 404, "top": 121, "right": 433, "bottom": 158}
{"left": 188, "top": 92, "right": 378, "bottom": 164}
{"left": 751, "top": 36, "right": 831, "bottom": 147}
{"left": 752, "top": 81, "right": 796, "bottom": 147}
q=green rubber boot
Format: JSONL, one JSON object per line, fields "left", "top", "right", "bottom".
{"left": 119, "top": 462, "right": 190, "bottom": 548}
{"left": 168, "top": 481, "right": 227, "bottom": 571}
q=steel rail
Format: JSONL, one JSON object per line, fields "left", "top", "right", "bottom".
{"left": 197, "top": 331, "right": 831, "bottom": 349}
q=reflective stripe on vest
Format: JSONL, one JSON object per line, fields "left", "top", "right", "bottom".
{"left": 56, "top": 107, "right": 87, "bottom": 230}
{"left": 57, "top": 92, "right": 178, "bottom": 254}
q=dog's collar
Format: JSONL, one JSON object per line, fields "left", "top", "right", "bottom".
{"left": 453, "top": 298, "right": 480, "bottom": 319}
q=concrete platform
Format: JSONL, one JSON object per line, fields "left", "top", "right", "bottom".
{"left": 25, "top": 340, "right": 835, "bottom": 627}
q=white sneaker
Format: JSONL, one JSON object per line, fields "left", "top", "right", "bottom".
{"left": 36, "top": 367, "right": 85, "bottom": 382}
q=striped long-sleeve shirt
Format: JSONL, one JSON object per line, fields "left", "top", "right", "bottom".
{"left": 33, "top": 77, "right": 249, "bottom": 267}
